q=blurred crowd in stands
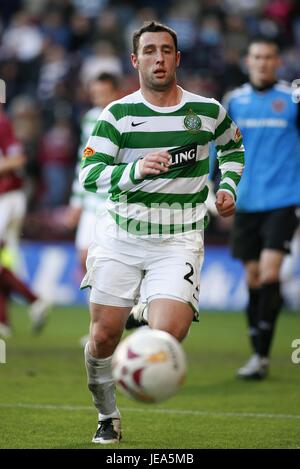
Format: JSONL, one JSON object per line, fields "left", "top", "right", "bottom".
{"left": 1, "top": 0, "right": 300, "bottom": 241}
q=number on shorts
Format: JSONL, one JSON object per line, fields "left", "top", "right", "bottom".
{"left": 184, "top": 262, "right": 194, "bottom": 285}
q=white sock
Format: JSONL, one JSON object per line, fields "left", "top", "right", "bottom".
{"left": 84, "top": 343, "right": 120, "bottom": 420}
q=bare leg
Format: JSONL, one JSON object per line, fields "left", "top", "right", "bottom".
{"left": 148, "top": 298, "right": 194, "bottom": 342}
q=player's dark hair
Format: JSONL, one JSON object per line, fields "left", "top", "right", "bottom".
{"left": 94, "top": 72, "right": 119, "bottom": 89}
{"left": 132, "top": 21, "right": 178, "bottom": 55}
{"left": 248, "top": 37, "right": 279, "bottom": 54}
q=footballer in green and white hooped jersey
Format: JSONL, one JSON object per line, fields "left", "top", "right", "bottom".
{"left": 69, "top": 73, "right": 120, "bottom": 257}
{"left": 70, "top": 106, "right": 106, "bottom": 252}
{"left": 79, "top": 87, "right": 244, "bottom": 315}
{"left": 80, "top": 24, "right": 244, "bottom": 446}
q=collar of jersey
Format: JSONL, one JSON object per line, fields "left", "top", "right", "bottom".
{"left": 250, "top": 80, "right": 278, "bottom": 92}
{"left": 138, "top": 87, "right": 186, "bottom": 113}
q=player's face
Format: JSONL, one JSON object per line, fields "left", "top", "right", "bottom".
{"left": 89, "top": 81, "right": 118, "bottom": 108}
{"left": 247, "top": 43, "right": 281, "bottom": 86}
{"left": 131, "top": 31, "right": 180, "bottom": 92}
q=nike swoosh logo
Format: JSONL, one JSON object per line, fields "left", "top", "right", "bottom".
{"left": 131, "top": 121, "right": 147, "bottom": 127}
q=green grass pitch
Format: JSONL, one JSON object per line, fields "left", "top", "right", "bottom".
{"left": 0, "top": 305, "right": 299, "bottom": 449}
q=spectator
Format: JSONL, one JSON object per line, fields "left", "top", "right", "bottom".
{"left": 38, "top": 117, "right": 77, "bottom": 208}
{"left": 80, "top": 41, "right": 123, "bottom": 85}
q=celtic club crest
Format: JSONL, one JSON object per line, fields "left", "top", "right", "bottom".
{"left": 183, "top": 109, "right": 202, "bottom": 133}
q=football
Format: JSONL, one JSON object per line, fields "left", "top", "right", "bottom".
{"left": 111, "top": 327, "right": 187, "bottom": 403}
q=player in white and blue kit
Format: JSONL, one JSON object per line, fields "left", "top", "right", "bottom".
{"left": 225, "top": 38, "right": 300, "bottom": 379}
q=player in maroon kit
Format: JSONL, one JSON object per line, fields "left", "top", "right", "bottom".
{"left": 0, "top": 106, "right": 51, "bottom": 337}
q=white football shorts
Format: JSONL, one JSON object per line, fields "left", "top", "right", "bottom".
{"left": 81, "top": 230, "right": 204, "bottom": 318}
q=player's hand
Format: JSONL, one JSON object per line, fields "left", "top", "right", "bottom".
{"left": 215, "top": 190, "right": 235, "bottom": 217}
{"left": 139, "top": 151, "right": 171, "bottom": 177}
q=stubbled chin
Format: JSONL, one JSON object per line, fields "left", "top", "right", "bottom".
{"left": 150, "top": 82, "right": 170, "bottom": 91}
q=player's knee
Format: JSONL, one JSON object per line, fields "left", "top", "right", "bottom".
{"left": 260, "top": 266, "right": 280, "bottom": 284}
{"left": 260, "top": 271, "right": 280, "bottom": 284}
{"left": 160, "top": 323, "right": 190, "bottom": 343}
{"left": 90, "top": 324, "right": 117, "bottom": 350}
{"left": 176, "top": 328, "right": 190, "bottom": 342}
{"left": 246, "top": 269, "right": 260, "bottom": 288}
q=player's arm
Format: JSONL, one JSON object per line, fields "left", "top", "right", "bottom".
{"left": 79, "top": 106, "right": 137, "bottom": 196}
{"left": 79, "top": 106, "right": 169, "bottom": 196}
{"left": 0, "top": 154, "right": 25, "bottom": 175}
{"left": 0, "top": 115, "right": 25, "bottom": 175}
{"left": 213, "top": 101, "right": 245, "bottom": 217}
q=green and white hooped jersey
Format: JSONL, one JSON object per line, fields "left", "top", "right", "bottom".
{"left": 79, "top": 88, "right": 244, "bottom": 237}
{"left": 70, "top": 107, "right": 105, "bottom": 214}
